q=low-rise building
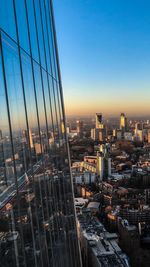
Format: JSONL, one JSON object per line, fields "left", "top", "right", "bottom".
{"left": 77, "top": 210, "right": 130, "bottom": 267}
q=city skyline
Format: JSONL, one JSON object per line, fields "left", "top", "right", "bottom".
{"left": 54, "top": 0, "right": 150, "bottom": 116}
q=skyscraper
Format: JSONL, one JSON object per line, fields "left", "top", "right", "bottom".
{"left": 120, "top": 113, "right": 127, "bottom": 131}
{"left": 95, "top": 113, "right": 103, "bottom": 129}
{"left": 97, "top": 144, "right": 111, "bottom": 181}
{"left": 76, "top": 120, "right": 83, "bottom": 137}
{"left": 0, "top": 1, "right": 82, "bottom": 267}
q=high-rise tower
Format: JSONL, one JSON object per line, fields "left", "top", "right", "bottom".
{"left": 76, "top": 120, "right": 83, "bottom": 137}
{"left": 0, "top": 1, "right": 82, "bottom": 266}
{"left": 96, "top": 113, "right": 104, "bottom": 129}
{"left": 120, "top": 113, "right": 127, "bottom": 131}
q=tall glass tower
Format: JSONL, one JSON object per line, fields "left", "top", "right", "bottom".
{"left": 0, "top": 1, "right": 82, "bottom": 266}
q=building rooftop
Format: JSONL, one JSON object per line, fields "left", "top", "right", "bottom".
{"left": 87, "top": 202, "right": 100, "bottom": 209}
{"left": 77, "top": 211, "right": 130, "bottom": 267}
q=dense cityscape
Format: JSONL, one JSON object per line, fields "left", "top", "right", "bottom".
{"left": 67, "top": 113, "right": 150, "bottom": 267}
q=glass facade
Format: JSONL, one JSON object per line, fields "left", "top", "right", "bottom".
{"left": 0, "top": 1, "right": 81, "bottom": 266}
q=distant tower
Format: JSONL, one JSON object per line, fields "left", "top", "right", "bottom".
{"left": 76, "top": 120, "right": 83, "bottom": 136}
{"left": 148, "top": 130, "right": 150, "bottom": 143}
{"left": 134, "top": 123, "right": 143, "bottom": 141}
{"left": 91, "top": 113, "right": 106, "bottom": 141}
{"left": 97, "top": 144, "right": 111, "bottom": 181}
{"left": 135, "top": 122, "right": 143, "bottom": 131}
{"left": 120, "top": 113, "right": 127, "bottom": 130}
{"left": 96, "top": 113, "right": 104, "bottom": 129}
{"left": 61, "top": 121, "right": 65, "bottom": 134}
{"left": 0, "top": 129, "right": 2, "bottom": 140}
{"left": 29, "top": 129, "right": 34, "bottom": 149}
{"left": 120, "top": 113, "right": 127, "bottom": 139}
{"left": 22, "top": 129, "right": 34, "bottom": 149}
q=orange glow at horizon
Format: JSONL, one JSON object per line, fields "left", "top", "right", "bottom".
{"left": 64, "top": 97, "right": 150, "bottom": 117}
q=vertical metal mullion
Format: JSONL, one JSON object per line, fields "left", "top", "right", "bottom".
{"left": 44, "top": 0, "right": 68, "bottom": 239}
{"left": 23, "top": 1, "right": 42, "bottom": 154}
{"left": 0, "top": 130, "right": 8, "bottom": 186}
{"left": 44, "top": 0, "right": 64, "bottom": 175}
{"left": 43, "top": 0, "right": 61, "bottom": 146}
{"left": 48, "top": 1, "right": 65, "bottom": 143}
{"left": 39, "top": 2, "right": 64, "bottom": 264}
{"left": 43, "top": 0, "right": 60, "bottom": 153}
{"left": 35, "top": 1, "right": 65, "bottom": 262}
{"left": 24, "top": 1, "right": 47, "bottom": 266}
{"left": 12, "top": 1, "right": 39, "bottom": 266}
{"left": 44, "top": 4, "right": 61, "bottom": 140}
{"left": 39, "top": 0, "right": 61, "bottom": 201}
{"left": 49, "top": 1, "right": 83, "bottom": 266}
{"left": 32, "top": 1, "right": 53, "bottom": 266}
{"left": 46, "top": 1, "right": 68, "bottom": 177}
{"left": 42, "top": 3, "right": 74, "bottom": 266}
{"left": 44, "top": 1, "right": 71, "bottom": 264}
{"left": 0, "top": 31, "right": 23, "bottom": 267}
{"left": 45, "top": 3, "right": 79, "bottom": 266}
{"left": 49, "top": 0, "right": 68, "bottom": 143}
{"left": 48, "top": 0, "right": 76, "bottom": 250}
{"left": 45, "top": 1, "right": 62, "bottom": 143}
{"left": 33, "top": 0, "right": 49, "bottom": 154}
{"left": 38, "top": 0, "right": 54, "bottom": 147}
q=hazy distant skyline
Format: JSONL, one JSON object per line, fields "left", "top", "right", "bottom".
{"left": 54, "top": 0, "right": 150, "bottom": 117}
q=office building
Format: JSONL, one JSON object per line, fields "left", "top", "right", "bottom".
{"left": 134, "top": 129, "right": 143, "bottom": 142}
{"left": 97, "top": 144, "right": 111, "bottom": 181}
{"left": 96, "top": 113, "right": 104, "bottom": 129}
{"left": 76, "top": 120, "right": 83, "bottom": 137}
{"left": 99, "top": 129, "right": 106, "bottom": 141}
{"left": 91, "top": 128, "right": 100, "bottom": 140}
{"left": 0, "top": 1, "right": 81, "bottom": 267}
{"left": 91, "top": 113, "right": 105, "bottom": 141}
{"left": 120, "top": 113, "right": 127, "bottom": 132}
{"left": 148, "top": 130, "right": 150, "bottom": 143}
{"left": 124, "top": 131, "right": 133, "bottom": 141}
{"left": 113, "top": 129, "right": 117, "bottom": 137}
{"left": 78, "top": 211, "right": 129, "bottom": 267}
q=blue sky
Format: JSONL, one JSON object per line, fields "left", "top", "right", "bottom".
{"left": 53, "top": 0, "right": 150, "bottom": 117}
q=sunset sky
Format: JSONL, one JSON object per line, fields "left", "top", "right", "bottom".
{"left": 54, "top": 0, "right": 150, "bottom": 117}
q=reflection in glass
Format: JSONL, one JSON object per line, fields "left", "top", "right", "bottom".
{"left": 26, "top": 0, "right": 39, "bottom": 62}
{"left": 21, "top": 50, "right": 39, "bottom": 163}
{"left": 34, "top": 0, "right": 46, "bottom": 69}
{"left": 0, "top": 1, "right": 16, "bottom": 40}
{"left": 15, "top": 0, "right": 30, "bottom": 53}
{"left": 0, "top": 53, "right": 15, "bottom": 187}
{"left": 1, "top": 33, "right": 27, "bottom": 178}
{"left": 0, "top": 1, "right": 82, "bottom": 266}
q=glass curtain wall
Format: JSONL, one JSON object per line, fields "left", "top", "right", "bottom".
{"left": 0, "top": 1, "right": 82, "bottom": 267}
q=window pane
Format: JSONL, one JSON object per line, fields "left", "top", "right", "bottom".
{"left": 48, "top": 76, "right": 57, "bottom": 136}
{"left": 33, "top": 61, "right": 47, "bottom": 153}
{"left": 44, "top": 0, "right": 56, "bottom": 76}
{"left": 0, "top": 50, "right": 15, "bottom": 188}
{"left": 40, "top": 0, "right": 51, "bottom": 74}
{"left": 26, "top": 0, "right": 39, "bottom": 62}
{"left": 0, "top": 0, "right": 16, "bottom": 40}
{"left": 42, "top": 70, "right": 53, "bottom": 137}
{"left": 1, "top": 33, "right": 27, "bottom": 178}
{"left": 34, "top": 0, "right": 46, "bottom": 69}
{"left": 15, "top": 0, "right": 30, "bottom": 53}
{"left": 21, "top": 50, "right": 39, "bottom": 163}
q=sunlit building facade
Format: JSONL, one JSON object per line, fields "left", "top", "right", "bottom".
{"left": 120, "top": 113, "right": 127, "bottom": 131}
{"left": 95, "top": 113, "right": 103, "bottom": 129}
{"left": 0, "top": 1, "right": 81, "bottom": 266}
